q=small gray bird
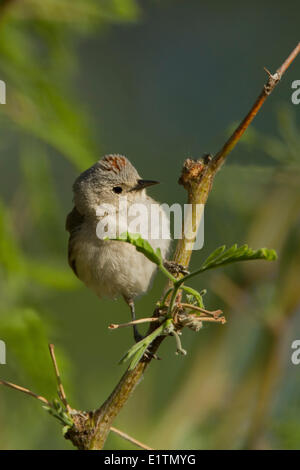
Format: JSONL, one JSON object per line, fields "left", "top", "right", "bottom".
{"left": 66, "top": 154, "right": 171, "bottom": 341}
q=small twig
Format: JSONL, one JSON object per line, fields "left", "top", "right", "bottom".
{"left": 0, "top": 380, "right": 51, "bottom": 407}
{"left": 110, "top": 426, "right": 153, "bottom": 450}
{"left": 211, "top": 42, "right": 300, "bottom": 172}
{"left": 109, "top": 317, "right": 160, "bottom": 330}
{"left": 196, "top": 315, "right": 226, "bottom": 324}
{"left": 48, "top": 344, "right": 71, "bottom": 413}
{"left": 277, "top": 42, "right": 300, "bottom": 76}
{"left": 171, "top": 331, "right": 187, "bottom": 356}
{"left": 180, "top": 302, "right": 223, "bottom": 318}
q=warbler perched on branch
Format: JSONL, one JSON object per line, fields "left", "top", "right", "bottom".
{"left": 66, "top": 154, "right": 173, "bottom": 341}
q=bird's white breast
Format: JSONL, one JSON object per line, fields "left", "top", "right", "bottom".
{"left": 72, "top": 195, "right": 171, "bottom": 301}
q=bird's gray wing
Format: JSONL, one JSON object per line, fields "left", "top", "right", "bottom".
{"left": 66, "top": 206, "right": 84, "bottom": 277}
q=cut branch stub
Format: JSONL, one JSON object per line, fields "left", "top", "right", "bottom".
{"left": 178, "top": 155, "right": 213, "bottom": 200}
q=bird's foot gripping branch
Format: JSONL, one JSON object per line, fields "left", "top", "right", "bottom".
{"left": 108, "top": 232, "right": 277, "bottom": 370}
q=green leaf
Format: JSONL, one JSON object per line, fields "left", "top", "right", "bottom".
{"left": 107, "top": 232, "right": 163, "bottom": 266}
{"left": 43, "top": 399, "right": 73, "bottom": 427}
{"left": 119, "top": 319, "right": 172, "bottom": 370}
{"left": 201, "top": 245, "right": 226, "bottom": 269}
{"left": 179, "top": 244, "right": 277, "bottom": 284}
{"left": 201, "top": 244, "right": 277, "bottom": 271}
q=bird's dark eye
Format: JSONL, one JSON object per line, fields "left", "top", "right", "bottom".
{"left": 113, "top": 186, "right": 123, "bottom": 194}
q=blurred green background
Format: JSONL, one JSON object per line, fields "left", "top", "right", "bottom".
{"left": 0, "top": 0, "right": 300, "bottom": 450}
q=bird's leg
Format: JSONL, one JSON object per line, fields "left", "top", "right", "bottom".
{"left": 126, "top": 298, "right": 144, "bottom": 343}
{"left": 124, "top": 297, "right": 161, "bottom": 360}
{"left": 163, "top": 260, "right": 189, "bottom": 276}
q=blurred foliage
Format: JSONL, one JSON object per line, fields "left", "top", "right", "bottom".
{"left": 0, "top": 0, "right": 140, "bottom": 450}
{"left": 0, "top": 0, "right": 299, "bottom": 451}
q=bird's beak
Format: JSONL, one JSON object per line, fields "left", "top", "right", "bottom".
{"left": 130, "top": 179, "right": 160, "bottom": 191}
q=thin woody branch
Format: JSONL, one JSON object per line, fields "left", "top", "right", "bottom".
{"left": 110, "top": 426, "right": 153, "bottom": 451}
{"left": 179, "top": 303, "right": 223, "bottom": 318}
{"left": 109, "top": 317, "right": 160, "bottom": 330}
{"left": 82, "top": 43, "right": 300, "bottom": 450}
{"left": 210, "top": 43, "right": 300, "bottom": 173}
{"left": 190, "top": 315, "right": 226, "bottom": 324}
{"left": 0, "top": 379, "right": 51, "bottom": 406}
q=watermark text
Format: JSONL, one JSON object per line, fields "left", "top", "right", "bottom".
{"left": 0, "top": 340, "right": 6, "bottom": 365}
{"left": 0, "top": 80, "right": 6, "bottom": 104}
{"left": 291, "top": 340, "right": 300, "bottom": 365}
{"left": 95, "top": 199, "right": 204, "bottom": 250}
{"left": 291, "top": 80, "right": 300, "bottom": 104}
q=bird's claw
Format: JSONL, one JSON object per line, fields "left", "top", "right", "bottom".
{"left": 143, "top": 349, "right": 161, "bottom": 361}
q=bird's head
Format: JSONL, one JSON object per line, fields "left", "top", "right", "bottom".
{"left": 73, "top": 154, "right": 159, "bottom": 214}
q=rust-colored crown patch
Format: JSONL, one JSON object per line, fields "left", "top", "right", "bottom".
{"left": 102, "top": 154, "right": 127, "bottom": 173}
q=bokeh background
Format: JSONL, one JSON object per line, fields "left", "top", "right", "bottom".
{"left": 0, "top": 0, "right": 300, "bottom": 450}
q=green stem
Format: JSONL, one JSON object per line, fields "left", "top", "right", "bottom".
{"left": 160, "top": 287, "right": 174, "bottom": 307}
{"left": 161, "top": 284, "right": 205, "bottom": 314}
{"left": 180, "top": 285, "right": 204, "bottom": 308}
{"left": 175, "top": 267, "right": 206, "bottom": 285}
{"left": 167, "top": 286, "right": 180, "bottom": 315}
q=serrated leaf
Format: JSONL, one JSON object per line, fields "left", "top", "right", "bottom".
{"left": 201, "top": 245, "right": 226, "bottom": 269}
{"left": 179, "top": 244, "right": 277, "bottom": 284}
{"left": 201, "top": 244, "right": 277, "bottom": 271}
